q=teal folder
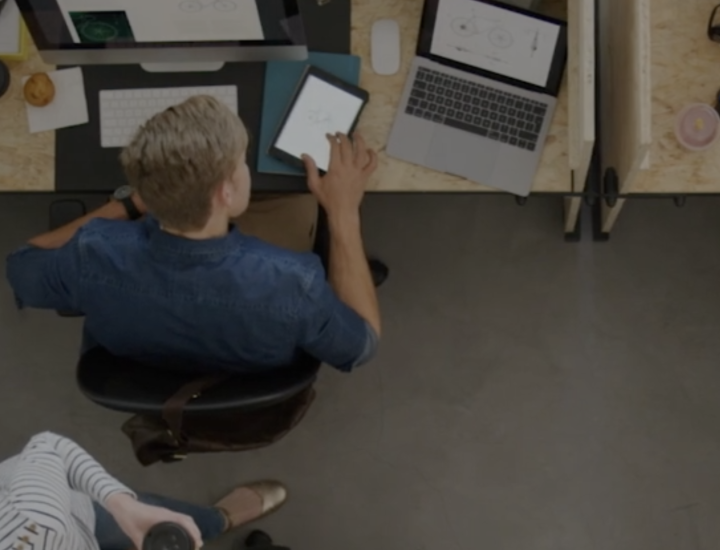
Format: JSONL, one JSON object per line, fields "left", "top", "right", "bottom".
{"left": 257, "top": 52, "right": 361, "bottom": 176}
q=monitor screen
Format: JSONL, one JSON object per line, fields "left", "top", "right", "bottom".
{"left": 17, "top": 0, "right": 303, "bottom": 50}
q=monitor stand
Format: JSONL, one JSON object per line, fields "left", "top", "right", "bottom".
{"left": 141, "top": 62, "right": 225, "bottom": 73}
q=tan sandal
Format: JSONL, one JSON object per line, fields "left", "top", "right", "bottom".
{"left": 214, "top": 480, "right": 287, "bottom": 531}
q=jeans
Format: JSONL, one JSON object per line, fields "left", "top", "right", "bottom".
{"left": 93, "top": 492, "right": 226, "bottom": 550}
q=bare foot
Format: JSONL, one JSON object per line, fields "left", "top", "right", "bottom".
{"left": 214, "top": 481, "right": 287, "bottom": 531}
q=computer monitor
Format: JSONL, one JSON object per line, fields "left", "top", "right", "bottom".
{"left": 16, "top": 0, "right": 308, "bottom": 71}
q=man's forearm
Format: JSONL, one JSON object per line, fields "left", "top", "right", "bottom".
{"left": 327, "top": 212, "right": 381, "bottom": 336}
{"left": 28, "top": 201, "right": 128, "bottom": 250}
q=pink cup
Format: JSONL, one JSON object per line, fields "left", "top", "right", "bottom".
{"left": 675, "top": 103, "right": 720, "bottom": 151}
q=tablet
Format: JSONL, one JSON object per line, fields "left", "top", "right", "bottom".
{"left": 270, "top": 66, "right": 369, "bottom": 172}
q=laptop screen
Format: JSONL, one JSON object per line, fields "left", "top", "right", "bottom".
{"left": 418, "top": 0, "right": 567, "bottom": 95}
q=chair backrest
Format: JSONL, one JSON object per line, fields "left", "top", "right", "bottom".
{"left": 77, "top": 347, "right": 320, "bottom": 415}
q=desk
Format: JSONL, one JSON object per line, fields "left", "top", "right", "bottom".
{"left": 0, "top": 46, "right": 54, "bottom": 191}
{"left": 354, "top": 0, "right": 594, "bottom": 236}
{"left": 598, "top": 0, "right": 720, "bottom": 236}
{"left": 0, "top": 0, "right": 594, "bottom": 236}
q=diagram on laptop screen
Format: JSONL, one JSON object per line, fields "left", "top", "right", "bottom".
{"left": 431, "top": 0, "right": 560, "bottom": 88}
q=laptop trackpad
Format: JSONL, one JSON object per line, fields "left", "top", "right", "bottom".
{"left": 425, "top": 127, "right": 500, "bottom": 181}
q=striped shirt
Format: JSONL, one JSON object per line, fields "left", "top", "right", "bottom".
{"left": 0, "top": 432, "right": 135, "bottom": 550}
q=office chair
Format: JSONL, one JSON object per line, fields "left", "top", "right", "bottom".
{"left": 77, "top": 346, "right": 319, "bottom": 415}
{"left": 49, "top": 199, "right": 319, "bottom": 444}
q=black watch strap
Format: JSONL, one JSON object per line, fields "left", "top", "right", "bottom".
{"left": 121, "top": 196, "right": 142, "bottom": 220}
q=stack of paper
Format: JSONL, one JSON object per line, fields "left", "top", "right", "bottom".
{"left": 0, "top": 0, "right": 26, "bottom": 60}
{"left": 23, "top": 68, "right": 89, "bottom": 133}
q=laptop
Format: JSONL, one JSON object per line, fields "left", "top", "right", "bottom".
{"left": 387, "top": 0, "right": 568, "bottom": 196}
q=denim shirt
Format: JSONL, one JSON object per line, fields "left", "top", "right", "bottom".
{"left": 5, "top": 217, "right": 377, "bottom": 372}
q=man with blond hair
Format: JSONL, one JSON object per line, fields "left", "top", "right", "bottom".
{"left": 6, "top": 96, "right": 381, "bottom": 372}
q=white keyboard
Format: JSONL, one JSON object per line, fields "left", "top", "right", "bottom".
{"left": 99, "top": 85, "right": 238, "bottom": 148}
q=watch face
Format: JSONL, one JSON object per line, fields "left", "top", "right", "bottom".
{"left": 113, "top": 185, "right": 133, "bottom": 200}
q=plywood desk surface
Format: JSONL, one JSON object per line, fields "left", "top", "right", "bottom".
{"left": 630, "top": 0, "right": 720, "bottom": 194}
{"left": 0, "top": 46, "right": 54, "bottom": 191}
{"left": 0, "top": 0, "right": 576, "bottom": 195}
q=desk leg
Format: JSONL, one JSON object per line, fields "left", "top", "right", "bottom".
{"left": 600, "top": 199, "right": 626, "bottom": 235}
{"left": 563, "top": 197, "right": 583, "bottom": 240}
{"left": 563, "top": 163, "right": 592, "bottom": 240}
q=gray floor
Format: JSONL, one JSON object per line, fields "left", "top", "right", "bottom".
{"left": 2, "top": 193, "right": 720, "bottom": 550}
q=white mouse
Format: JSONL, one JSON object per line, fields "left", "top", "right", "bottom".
{"left": 371, "top": 19, "right": 401, "bottom": 76}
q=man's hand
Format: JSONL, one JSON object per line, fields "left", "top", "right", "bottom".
{"left": 302, "top": 132, "right": 377, "bottom": 221}
{"left": 302, "top": 132, "right": 382, "bottom": 342}
{"left": 104, "top": 493, "right": 204, "bottom": 550}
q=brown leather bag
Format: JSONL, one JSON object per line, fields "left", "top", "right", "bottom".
{"left": 121, "top": 375, "right": 315, "bottom": 466}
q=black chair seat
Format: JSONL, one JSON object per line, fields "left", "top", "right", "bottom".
{"left": 77, "top": 347, "right": 320, "bottom": 415}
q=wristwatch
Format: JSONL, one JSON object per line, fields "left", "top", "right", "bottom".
{"left": 112, "top": 185, "right": 142, "bottom": 220}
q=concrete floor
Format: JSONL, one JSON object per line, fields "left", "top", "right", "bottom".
{"left": 2, "top": 193, "right": 720, "bottom": 550}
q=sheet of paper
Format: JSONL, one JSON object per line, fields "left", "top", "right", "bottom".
{"left": 430, "top": 0, "right": 560, "bottom": 87}
{"left": 55, "top": 0, "right": 264, "bottom": 44}
{"left": 0, "top": 0, "right": 21, "bottom": 54}
{"left": 23, "top": 68, "right": 89, "bottom": 133}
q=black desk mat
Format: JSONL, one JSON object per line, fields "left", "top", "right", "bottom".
{"left": 55, "top": 0, "right": 351, "bottom": 193}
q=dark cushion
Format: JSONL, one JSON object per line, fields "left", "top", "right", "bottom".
{"left": 77, "top": 347, "right": 320, "bottom": 415}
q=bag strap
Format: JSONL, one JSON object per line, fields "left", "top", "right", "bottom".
{"left": 162, "top": 374, "right": 228, "bottom": 440}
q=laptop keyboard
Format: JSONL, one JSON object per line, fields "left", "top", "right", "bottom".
{"left": 405, "top": 67, "right": 548, "bottom": 151}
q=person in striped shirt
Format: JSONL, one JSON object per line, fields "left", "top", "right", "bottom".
{"left": 0, "top": 432, "right": 287, "bottom": 550}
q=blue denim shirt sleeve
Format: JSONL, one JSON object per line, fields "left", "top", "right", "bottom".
{"left": 5, "top": 237, "right": 81, "bottom": 312}
{"left": 299, "top": 263, "right": 379, "bottom": 372}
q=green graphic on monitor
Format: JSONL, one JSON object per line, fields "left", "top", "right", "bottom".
{"left": 69, "top": 11, "right": 136, "bottom": 44}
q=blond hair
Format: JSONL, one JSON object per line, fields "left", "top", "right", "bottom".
{"left": 120, "top": 95, "right": 248, "bottom": 231}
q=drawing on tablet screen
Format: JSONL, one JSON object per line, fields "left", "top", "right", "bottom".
{"left": 306, "top": 107, "right": 333, "bottom": 127}
{"left": 179, "top": 0, "right": 237, "bottom": 13}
